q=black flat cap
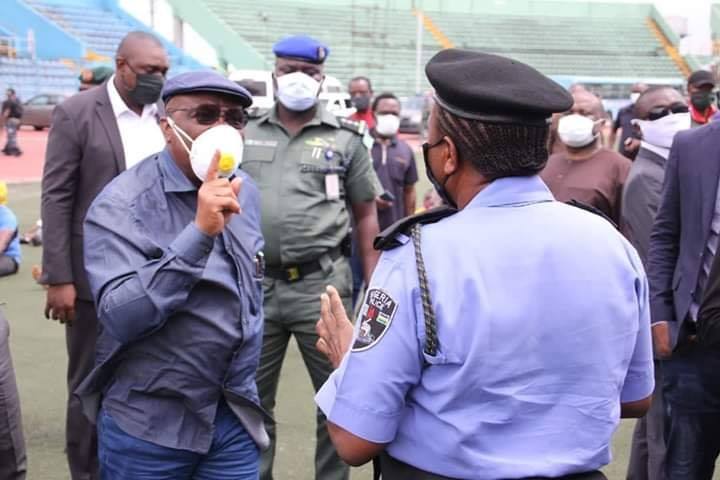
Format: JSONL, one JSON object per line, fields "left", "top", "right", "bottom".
{"left": 162, "top": 71, "right": 253, "bottom": 107}
{"left": 426, "top": 49, "right": 573, "bottom": 125}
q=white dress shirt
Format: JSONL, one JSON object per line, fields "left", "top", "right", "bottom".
{"left": 107, "top": 76, "right": 166, "bottom": 169}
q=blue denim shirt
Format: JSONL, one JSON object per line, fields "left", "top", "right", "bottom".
{"left": 79, "top": 149, "right": 268, "bottom": 453}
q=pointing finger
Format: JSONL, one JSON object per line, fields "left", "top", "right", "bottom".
{"left": 204, "top": 150, "right": 221, "bottom": 182}
{"left": 326, "top": 285, "right": 349, "bottom": 323}
{"left": 319, "top": 293, "right": 334, "bottom": 330}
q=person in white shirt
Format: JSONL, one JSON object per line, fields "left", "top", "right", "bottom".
{"left": 40, "top": 31, "right": 169, "bottom": 480}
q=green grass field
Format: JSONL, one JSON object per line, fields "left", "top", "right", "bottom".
{"left": 0, "top": 181, "right": 663, "bottom": 479}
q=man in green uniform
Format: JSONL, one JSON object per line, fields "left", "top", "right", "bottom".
{"left": 243, "top": 35, "right": 380, "bottom": 480}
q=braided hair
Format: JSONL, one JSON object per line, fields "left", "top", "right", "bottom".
{"left": 436, "top": 106, "right": 550, "bottom": 180}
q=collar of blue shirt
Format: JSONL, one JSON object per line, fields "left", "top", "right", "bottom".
{"left": 467, "top": 175, "right": 554, "bottom": 209}
{"left": 160, "top": 149, "right": 198, "bottom": 193}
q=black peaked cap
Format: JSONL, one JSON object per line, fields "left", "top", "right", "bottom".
{"left": 426, "top": 49, "right": 573, "bottom": 126}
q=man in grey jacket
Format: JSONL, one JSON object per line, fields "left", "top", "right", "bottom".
{"left": 622, "top": 86, "right": 689, "bottom": 480}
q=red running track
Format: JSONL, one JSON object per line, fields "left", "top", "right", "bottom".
{"left": 0, "top": 127, "right": 48, "bottom": 183}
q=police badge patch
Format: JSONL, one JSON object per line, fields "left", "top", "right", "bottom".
{"left": 352, "top": 289, "right": 398, "bottom": 352}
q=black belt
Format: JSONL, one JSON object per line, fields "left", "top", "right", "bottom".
{"left": 375, "top": 453, "right": 607, "bottom": 480}
{"left": 264, "top": 247, "right": 343, "bottom": 282}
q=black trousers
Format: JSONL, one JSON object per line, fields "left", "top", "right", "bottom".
{"left": 66, "top": 300, "right": 99, "bottom": 480}
{"left": 376, "top": 453, "right": 607, "bottom": 480}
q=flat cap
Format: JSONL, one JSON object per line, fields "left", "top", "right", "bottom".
{"left": 688, "top": 69, "right": 715, "bottom": 88}
{"left": 162, "top": 71, "right": 252, "bottom": 107}
{"left": 273, "top": 35, "right": 329, "bottom": 64}
{"left": 426, "top": 49, "right": 573, "bottom": 125}
{"left": 79, "top": 66, "right": 113, "bottom": 86}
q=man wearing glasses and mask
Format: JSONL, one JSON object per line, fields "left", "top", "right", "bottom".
{"left": 242, "top": 34, "right": 380, "bottom": 480}
{"left": 622, "top": 86, "right": 689, "bottom": 480}
{"left": 79, "top": 71, "right": 267, "bottom": 479}
{"left": 40, "top": 31, "right": 168, "bottom": 480}
{"left": 541, "top": 89, "right": 631, "bottom": 225}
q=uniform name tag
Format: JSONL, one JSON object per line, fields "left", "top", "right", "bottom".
{"left": 325, "top": 173, "right": 340, "bottom": 200}
{"left": 245, "top": 139, "right": 278, "bottom": 147}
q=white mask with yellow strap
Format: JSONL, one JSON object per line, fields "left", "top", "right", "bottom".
{"left": 167, "top": 117, "right": 244, "bottom": 182}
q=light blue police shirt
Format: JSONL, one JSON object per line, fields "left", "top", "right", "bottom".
{"left": 316, "top": 175, "right": 654, "bottom": 479}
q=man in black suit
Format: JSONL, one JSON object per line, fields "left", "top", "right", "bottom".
{"left": 40, "top": 31, "right": 168, "bottom": 480}
{"left": 648, "top": 97, "right": 720, "bottom": 479}
{"left": 622, "top": 86, "right": 689, "bottom": 480}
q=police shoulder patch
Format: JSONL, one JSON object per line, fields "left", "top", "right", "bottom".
{"left": 352, "top": 288, "right": 398, "bottom": 352}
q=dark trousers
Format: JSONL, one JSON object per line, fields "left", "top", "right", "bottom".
{"left": 0, "top": 256, "right": 18, "bottom": 278}
{"left": 0, "top": 310, "right": 26, "bottom": 480}
{"left": 66, "top": 300, "right": 99, "bottom": 480}
{"left": 2, "top": 118, "right": 21, "bottom": 155}
{"left": 626, "top": 361, "right": 666, "bottom": 480}
{"left": 377, "top": 454, "right": 607, "bottom": 480}
{"left": 662, "top": 344, "right": 720, "bottom": 480}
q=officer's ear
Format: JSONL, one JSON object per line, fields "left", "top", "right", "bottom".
{"left": 159, "top": 117, "right": 173, "bottom": 144}
{"left": 442, "top": 135, "right": 460, "bottom": 176}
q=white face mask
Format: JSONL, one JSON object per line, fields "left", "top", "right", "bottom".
{"left": 557, "top": 114, "right": 599, "bottom": 148}
{"left": 633, "top": 112, "right": 690, "bottom": 149}
{"left": 167, "top": 117, "right": 244, "bottom": 182}
{"left": 276, "top": 72, "right": 321, "bottom": 111}
{"left": 630, "top": 92, "right": 641, "bottom": 104}
{"left": 375, "top": 114, "right": 400, "bottom": 137}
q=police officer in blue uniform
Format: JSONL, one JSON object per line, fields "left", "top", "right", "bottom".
{"left": 314, "top": 49, "right": 655, "bottom": 479}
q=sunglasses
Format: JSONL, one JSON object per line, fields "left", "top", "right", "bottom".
{"left": 647, "top": 103, "right": 689, "bottom": 121}
{"left": 169, "top": 104, "right": 247, "bottom": 129}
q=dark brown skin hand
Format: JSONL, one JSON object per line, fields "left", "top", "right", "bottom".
{"left": 45, "top": 283, "right": 77, "bottom": 326}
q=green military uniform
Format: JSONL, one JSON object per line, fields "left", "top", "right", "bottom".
{"left": 243, "top": 104, "right": 379, "bottom": 480}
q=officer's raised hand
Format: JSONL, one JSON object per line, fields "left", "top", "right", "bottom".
{"left": 317, "top": 285, "right": 354, "bottom": 369}
{"left": 195, "top": 150, "right": 242, "bottom": 236}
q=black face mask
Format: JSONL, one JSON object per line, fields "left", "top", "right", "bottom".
{"left": 422, "top": 139, "right": 457, "bottom": 209}
{"left": 690, "top": 91, "right": 715, "bottom": 112}
{"left": 352, "top": 95, "right": 371, "bottom": 112}
{"left": 125, "top": 64, "right": 164, "bottom": 106}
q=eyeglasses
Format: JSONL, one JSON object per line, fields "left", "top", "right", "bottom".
{"left": 647, "top": 103, "right": 689, "bottom": 121}
{"left": 168, "top": 104, "right": 247, "bottom": 129}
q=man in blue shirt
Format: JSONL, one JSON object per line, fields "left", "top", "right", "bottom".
{"left": 0, "top": 182, "right": 20, "bottom": 277}
{"left": 314, "top": 49, "right": 654, "bottom": 479}
{"left": 79, "top": 72, "right": 267, "bottom": 479}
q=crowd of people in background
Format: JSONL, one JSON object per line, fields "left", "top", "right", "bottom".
{"left": 3, "top": 24, "right": 720, "bottom": 480}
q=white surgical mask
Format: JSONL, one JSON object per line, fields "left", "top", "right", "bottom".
{"left": 375, "top": 114, "right": 400, "bottom": 137}
{"left": 167, "top": 116, "right": 244, "bottom": 182}
{"left": 557, "top": 114, "right": 599, "bottom": 148}
{"left": 630, "top": 92, "right": 641, "bottom": 104}
{"left": 633, "top": 112, "right": 690, "bottom": 149}
{"left": 276, "top": 72, "right": 321, "bottom": 111}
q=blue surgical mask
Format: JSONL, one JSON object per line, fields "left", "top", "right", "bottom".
{"left": 276, "top": 72, "right": 321, "bottom": 111}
